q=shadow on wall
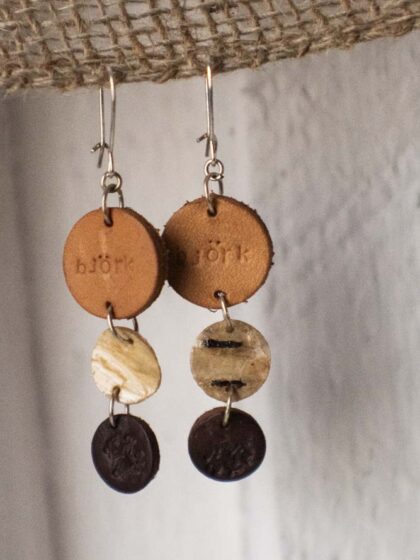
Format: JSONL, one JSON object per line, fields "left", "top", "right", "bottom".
{"left": 242, "top": 43, "right": 420, "bottom": 555}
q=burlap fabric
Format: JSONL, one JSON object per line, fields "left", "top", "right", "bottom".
{"left": 1, "top": 0, "right": 419, "bottom": 91}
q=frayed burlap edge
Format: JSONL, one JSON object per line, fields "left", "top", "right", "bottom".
{"left": 1, "top": 0, "right": 419, "bottom": 92}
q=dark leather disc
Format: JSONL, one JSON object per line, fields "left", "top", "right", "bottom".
{"left": 188, "top": 407, "right": 266, "bottom": 482}
{"left": 91, "top": 414, "right": 159, "bottom": 493}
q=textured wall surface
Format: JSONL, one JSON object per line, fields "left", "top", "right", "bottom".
{"left": 1, "top": 32, "right": 420, "bottom": 560}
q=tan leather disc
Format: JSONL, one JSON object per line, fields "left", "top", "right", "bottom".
{"left": 63, "top": 208, "right": 166, "bottom": 318}
{"left": 162, "top": 196, "right": 273, "bottom": 308}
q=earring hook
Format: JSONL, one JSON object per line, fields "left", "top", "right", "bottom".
{"left": 91, "top": 68, "right": 116, "bottom": 174}
{"left": 197, "top": 65, "right": 218, "bottom": 161}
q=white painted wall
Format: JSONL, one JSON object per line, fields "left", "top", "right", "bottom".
{"left": 1, "top": 33, "right": 420, "bottom": 560}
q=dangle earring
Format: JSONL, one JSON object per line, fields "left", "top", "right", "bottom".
{"left": 163, "top": 67, "right": 274, "bottom": 481}
{"left": 63, "top": 71, "right": 166, "bottom": 493}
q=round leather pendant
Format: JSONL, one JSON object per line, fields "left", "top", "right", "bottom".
{"left": 91, "top": 414, "right": 159, "bottom": 493}
{"left": 63, "top": 208, "right": 166, "bottom": 318}
{"left": 190, "top": 320, "right": 271, "bottom": 402}
{"left": 188, "top": 407, "right": 266, "bottom": 481}
{"left": 162, "top": 196, "right": 273, "bottom": 308}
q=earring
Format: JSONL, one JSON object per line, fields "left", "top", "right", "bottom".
{"left": 63, "top": 70, "right": 165, "bottom": 493}
{"left": 163, "top": 66, "right": 273, "bottom": 482}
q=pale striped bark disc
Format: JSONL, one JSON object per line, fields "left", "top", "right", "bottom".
{"left": 190, "top": 320, "right": 271, "bottom": 402}
{"left": 92, "top": 327, "right": 161, "bottom": 404}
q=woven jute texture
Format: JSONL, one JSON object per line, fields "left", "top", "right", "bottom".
{"left": 1, "top": 0, "right": 419, "bottom": 91}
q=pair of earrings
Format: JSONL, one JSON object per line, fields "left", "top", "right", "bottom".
{"left": 63, "top": 67, "right": 274, "bottom": 493}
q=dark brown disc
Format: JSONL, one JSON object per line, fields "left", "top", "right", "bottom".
{"left": 91, "top": 414, "right": 159, "bottom": 493}
{"left": 188, "top": 407, "right": 266, "bottom": 482}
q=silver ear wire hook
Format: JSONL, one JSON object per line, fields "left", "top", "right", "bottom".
{"left": 91, "top": 69, "right": 124, "bottom": 225}
{"left": 91, "top": 68, "right": 116, "bottom": 174}
{"left": 90, "top": 87, "right": 107, "bottom": 168}
{"left": 197, "top": 65, "right": 218, "bottom": 162}
{"left": 197, "top": 66, "right": 225, "bottom": 215}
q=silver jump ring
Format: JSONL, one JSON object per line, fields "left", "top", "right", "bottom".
{"left": 204, "top": 175, "right": 223, "bottom": 216}
{"left": 102, "top": 187, "right": 124, "bottom": 226}
{"left": 215, "top": 291, "right": 234, "bottom": 332}
{"left": 107, "top": 302, "right": 138, "bottom": 342}
{"left": 222, "top": 385, "right": 234, "bottom": 427}
{"left": 101, "top": 171, "right": 123, "bottom": 192}
{"left": 205, "top": 169, "right": 223, "bottom": 181}
{"left": 207, "top": 170, "right": 224, "bottom": 182}
{"left": 204, "top": 158, "right": 224, "bottom": 179}
{"left": 109, "top": 386, "right": 130, "bottom": 428}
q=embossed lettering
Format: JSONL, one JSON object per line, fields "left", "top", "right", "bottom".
{"left": 220, "top": 247, "right": 232, "bottom": 263}
{"left": 127, "top": 258, "right": 135, "bottom": 271}
{"left": 76, "top": 255, "right": 134, "bottom": 274}
{"left": 76, "top": 258, "right": 86, "bottom": 274}
{"left": 174, "top": 241, "right": 251, "bottom": 268}
{"left": 207, "top": 247, "right": 218, "bottom": 262}
{"left": 99, "top": 256, "right": 111, "bottom": 274}
{"left": 191, "top": 250, "right": 201, "bottom": 266}
{"left": 88, "top": 258, "right": 97, "bottom": 273}
{"left": 115, "top": 257, "right": 124, "bottom": 273}
{"left": 236, "top": 245, "right": 250, "bottom": 263}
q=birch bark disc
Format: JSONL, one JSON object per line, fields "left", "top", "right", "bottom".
{"left": 92, "top": 327, "right": 161, "bottom": 405}
{"left": 190, "top": 320, "right": 271, "bottom": 402}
